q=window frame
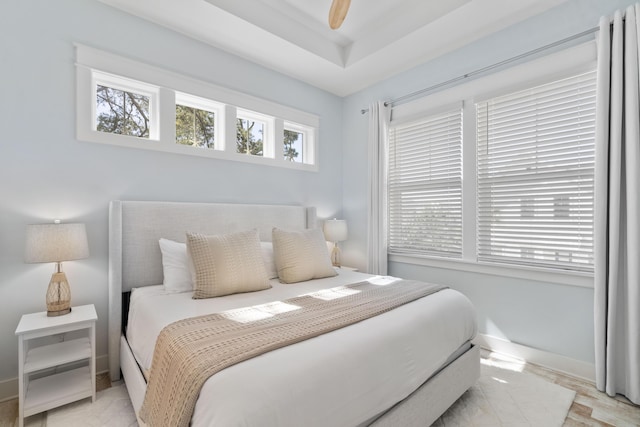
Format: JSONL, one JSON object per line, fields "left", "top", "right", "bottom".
{"left": 475, "top": 71, "right": 596, "bottom": 273}
{"left": 174, "top": 92, "right": 223, "bottom": 150}
{"left": 93, "top": 71, "right": 160, "bottom": 141}
{"left": 75, "top": 44, "right": 319, "bottom": 171}
{"left": 388, "top": 104, "right": 464, "bottom": 258}
{"left": 236, "top": 109, "right": 272, "bottom": 158}
{"left": 387, "top": 41, "right": 597, "bottom": 288}
{"left": 283, "top": 121, "right": 315, "bottom": 165}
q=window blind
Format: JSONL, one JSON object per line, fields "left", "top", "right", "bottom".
{"left": 388, "top": 109, "right": 463, "bottom": 257}
{"left": 476, "top": 70, "right": 596, "bottom": 272}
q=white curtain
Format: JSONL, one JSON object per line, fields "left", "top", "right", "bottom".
{"left": 594, "top": 5, "right": 640, "bottom": 405}
{"left": 367, "top": 101, "right": 391, "bottom": 275}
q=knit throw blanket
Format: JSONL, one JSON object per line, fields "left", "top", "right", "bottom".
{"left": 139, "top": 279, "right": 447, "bottom": 427}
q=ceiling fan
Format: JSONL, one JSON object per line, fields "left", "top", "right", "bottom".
{"left": 328, "top": 0, "right": 351, "bottom": 30}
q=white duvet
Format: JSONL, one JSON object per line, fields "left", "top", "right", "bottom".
{"left": 127, "top": 270, "right": 477, "bottom": 427}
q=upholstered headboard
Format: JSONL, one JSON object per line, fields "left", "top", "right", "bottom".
{"left": 108, "top": 200, "right": 317, "bottom": 380}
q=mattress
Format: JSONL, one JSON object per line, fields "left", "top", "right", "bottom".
{"left": 126, "top": 269, "right": 477, "bottom": 427}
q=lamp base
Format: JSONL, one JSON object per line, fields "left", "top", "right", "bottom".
{"left": 331, "top": 243, "right": 342, "bottom": 268}
{"left": 47, "top": 307, "right": 72, "bottom": 317}
{"left": 46, "top": 271, "right": 72, "bottom": 317}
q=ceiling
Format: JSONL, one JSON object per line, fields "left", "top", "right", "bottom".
{"left": 100, "top": 0, "right": 570, "bottom": 96}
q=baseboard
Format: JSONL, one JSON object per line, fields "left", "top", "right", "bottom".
{"left": 0, "top": 377, "right": 17, "bottom": 404}
{"left": 473, "top": 334, "right": 595, "bottom": 383}
{"left": 0, "top": 354, "right": 109, "bottom": 403}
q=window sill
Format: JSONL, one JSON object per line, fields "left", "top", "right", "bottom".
{"left": 388, "top": 254, "right": 593, "bottom": 288}
{"left": 77, "top": 130, "right": 319, "bottom": 172}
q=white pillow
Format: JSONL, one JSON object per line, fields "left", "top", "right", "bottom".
{"left": 159, "top": 238, "right": 193, "bottom": 293}
{"left": 272, "top": 227, "right": 338, "bottom": 284}
{"left": 187, "top": 230, "right": 271, "bottom": 299}
{"left": 261, "top": 242, "right": 278, "bottom": 279}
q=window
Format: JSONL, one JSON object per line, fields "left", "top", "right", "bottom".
{"left": 236, "top": 111, "right": 267, "bottom": 157}
{"left": 386, "top": 44, "right": 597, "bottom": 281}
{"left": 76, "top": 44, "right": 319, "bottom": 171}
{"left": 175, "top": 93, "right": 221, "bottom": 149}
{"left": 284, "top": 129, "right": 303, "bottom": 162}
{"left": 96, "top": 85, "right": 150, "bottom": 138}
{"left": 283, "top": 122, "right": 313, "bottom": 164}
{"left": 388, "top": 108, "right": 463, "bottom": 257}
{"left": 476, "top": 71, "right": 596, "bottom": 272}
{"left": 92, "top": 71, "right": 159, "bottom": 141}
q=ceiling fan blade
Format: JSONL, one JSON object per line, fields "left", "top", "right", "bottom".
{"left": 328, "top": 0, "right": 351, "bottom": 30}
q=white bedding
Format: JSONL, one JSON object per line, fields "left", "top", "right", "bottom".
{"left": 127, "top": 269, "right": 477, "bottom": 427}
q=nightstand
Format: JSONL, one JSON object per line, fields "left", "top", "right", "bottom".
{"left": 15, "top": 304, "right": 97, "bottom": 427}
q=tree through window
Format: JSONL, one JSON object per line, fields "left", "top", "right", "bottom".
{"left": 96, "top": 85, "right": 150, "bottom": 138}
{"left": 176, "top": 104, "right": 215, "bottom": 148}
{"left": 236, "top": 118, "right": 264, "bottom": 156}
{"left": 284, "top": 129, "right": 302, "bottom": 162}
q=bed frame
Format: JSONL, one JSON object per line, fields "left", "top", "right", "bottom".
{"left": 108, "top": 200, "right": 479, "bottom": 426}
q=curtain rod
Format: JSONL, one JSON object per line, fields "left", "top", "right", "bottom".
{"left": 360, "top": 25, "right": 599, "bottom": 114}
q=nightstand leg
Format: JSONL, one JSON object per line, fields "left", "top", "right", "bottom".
{"left": 91, "top": 323, "right": 96, "bottom": 402}
{"left": 18, "top": 335, "right": 24, "bottom": 427}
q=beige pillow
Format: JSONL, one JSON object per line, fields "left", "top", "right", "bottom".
{"left": 272, "top": 227, "right": 338, "bottom": 284}
{"left": 187, "top": 230, "right": 271, "bottom": 298}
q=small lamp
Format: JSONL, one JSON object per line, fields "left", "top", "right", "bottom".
{"left": 25, "top": 221, "right": 89, "bottom": 317}
{"left": 323, "top": 219, "right": 348, "bottom": 268}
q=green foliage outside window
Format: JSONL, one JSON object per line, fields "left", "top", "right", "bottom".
{"left": 176, "top": 105, "right": 215, "bottom": 148}
{"left": 96, "top": 85, "right": 150, "bottom": 138}
{"left": 236, "top": 119, "right": 263, "bottom": 156}
{"left": 283, "top": 129, "right": 301, "bottom": 162}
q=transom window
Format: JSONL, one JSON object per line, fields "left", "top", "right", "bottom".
{"left": 76, "top": 44, "right": 319, "bottom": 171}
{"left": 92, "top": 71, "right": 159, "bottom": 140}
{"left": 175, "top": 93, "right": 221, "bottom": 150}
{"left": 283, "top": 122, "right": 312, "bottom": 164}
{"left": 237, "top": 109, "right": 271, "bottom": 157}
{"left": 96, "top": 85, "right": 150, "bottom": 138}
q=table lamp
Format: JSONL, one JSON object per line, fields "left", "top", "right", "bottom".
{"left": 323, "top": 219, "right": 348, "bottom": 268}
{"left": 25, "top": 221, "right": 89, "bottom": 316}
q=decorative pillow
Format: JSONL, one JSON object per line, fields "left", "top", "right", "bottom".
{"left": 187, "top": 230, "right": 271, "bottom": 298}
{"left": 159, "top": 238, "right": 193, "bottom": 293}
{"left": 272, "top": 227, "right": 337, "bottom": 284}
{"left": 261, "top": 241, "right": 278, "bottom": 279}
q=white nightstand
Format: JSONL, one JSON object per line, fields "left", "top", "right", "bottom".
{"left": 15, "top": 304, "right": 97, "bottom": 427}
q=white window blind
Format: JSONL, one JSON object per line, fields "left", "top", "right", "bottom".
{"left": 388, "top": 108, "right": 463, "bottom": 257}
{"left": 476, "top": 70, "right": 596, "bottom": 272}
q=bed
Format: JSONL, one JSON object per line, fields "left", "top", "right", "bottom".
{"left": 108, "top": 200, "right": 479, "bottom": 426}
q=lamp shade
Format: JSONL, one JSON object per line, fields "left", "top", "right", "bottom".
{"left": 25, "top": 223, "right": 89, "bottom": 264}
{"left": 323, "top": 219, "right": 348, "bottom": 243}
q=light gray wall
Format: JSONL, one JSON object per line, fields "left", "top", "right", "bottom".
{"left": 341, "top": 0, "right": 637, "bottom": 365}
{"left": 0, "top": 1, "right": 343, "bottom": 385}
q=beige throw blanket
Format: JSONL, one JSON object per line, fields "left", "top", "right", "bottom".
{"left": 139, "top": 279, "right": 446, "bottom": 427}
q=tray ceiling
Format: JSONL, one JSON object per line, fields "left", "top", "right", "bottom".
{"left": 100, "top": 0, "right": 570, "bottom": 96}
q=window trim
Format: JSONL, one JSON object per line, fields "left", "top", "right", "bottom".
{"left": 75, "top": 43, "right": 320, "bottom": 171}
{"left": 175, "top": 92, "right": 223, "bottom": 150}
{"left": 93, "top": 71, "right": 160, "bottom": 139}
{"left": 387, "top": 41, "right": 597, "bottom": 287}
{"left": 388, "top": 106, "right": 464, "bottom": 257}
{"left": 236, "top": 109, "right": 272, "bottom": 158}
{"left": 283, "top": 121, "right": 315, "bottom": 165}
